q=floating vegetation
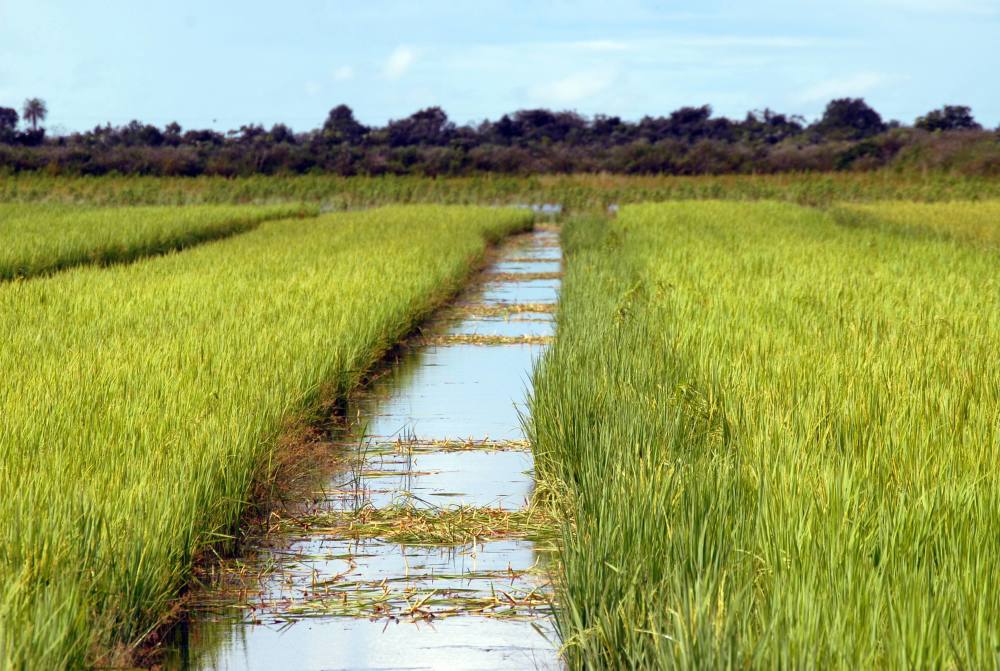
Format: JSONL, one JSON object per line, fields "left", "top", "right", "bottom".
{"left": 457, "top": 302, "right": 557, "bottom": 317}
{"left": 419, "top": 334, "right": 553, "bottom": 346}
{"left": 188, "top": 507, "right": 559, "bottom": 624}
{"left": 274, "top": 505, "right": 560, "bottom": 546}
{"left": 500, "top": 256, "right": 561, "bottom": 264}
{"left": 483, "top": 271, "right": 563, "bottom": 282}
{"left": 199, "top": 570, "right": 552, "bottom": 624}
{"left": 275, "top": 581, "right": 553, "bottom": 622}
{"left": 356, "top": 438, "right": 531, "bottom": 456}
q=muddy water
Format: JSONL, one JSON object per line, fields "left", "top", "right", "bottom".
{"left": 164, "top": 228, "right": 561, "bottom": 671}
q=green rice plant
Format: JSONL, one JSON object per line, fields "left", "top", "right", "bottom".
{"left": 530, "top": 202, "right": 1000, "bottom": 669}
{"left": 832, "top": 200, "right": 1000, "bottom": 247}
{"left": 0, "top": 202, "right": 316, "bottom": 280}
{"left": 1, "top": 172, "right": 999, "bottom": 209}
{"left": 0, "top": 205, "right": 532, "bottom": 669}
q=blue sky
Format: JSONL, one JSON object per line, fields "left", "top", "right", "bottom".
{"left": 1, "top": 0, "right": 997, "bottom": 134}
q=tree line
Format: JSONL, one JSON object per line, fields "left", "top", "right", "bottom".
{"left": 0, "top": 97, "right": 996, "bottom": 176}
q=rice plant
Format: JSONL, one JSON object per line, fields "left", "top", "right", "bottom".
{"left": 530, "top": 202, "right": 1000, "bottom": 669}
{"left": 832, "top": 199, "right": 1000, "bottom": 246}
{"left": 1, "top": 172, "right": 998, "bottom": 209}
{"left": 0, "top": 202, "right": 315, "bottom": 280}
{"left": 0, "top": 205, "right": 532, "bottom": 669}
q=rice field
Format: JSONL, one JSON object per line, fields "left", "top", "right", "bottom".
{"left": 530, "top": 201, "right": 1000, "bottom": 669}
{"left": 833, "top": 199, "right": 1000, "bottom": 246}
{"left": 0, "top": 204, "right": 532, "bottom": 669}
{"left": 0, "top": 203, "right": 315, "bottom": 280}
{"left": 2, "top": 171, "right": 1000, "bottom": 209}
{"left": 4, "top": 178, "right": 1000, "bottom": 670}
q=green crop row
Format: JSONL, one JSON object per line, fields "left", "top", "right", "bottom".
{"left": 531, "top": 201, "right": 1000, "bottom": 669}
{"left": 832, "top": 199, "right": 1000, "bottom": 247}
{"left": 2, "top": 172, "right": 999, "bottom": 208}
{"left": 0, "top": 203, "right": 317, "bottom": 280}
{"left": 0, "top": 205, "right": 532, "bottom": 669}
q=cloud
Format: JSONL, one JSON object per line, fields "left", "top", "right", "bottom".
{"left": 304, "top": 80, "right": 322, "bottom": 96}
{"left": 567, "top": 40, "right": 632, "bottom": 52}
{"left": 872, "top": 0, "right": 997, "bottom": 14}
{"left": 383, "top": 46, "right": 416, "bottom": 80}
{"left": 794, "top": 72, "right": 888, "bottom": 104}
{"left": 670, "top": 36, "right": 825, "bottom": 48}
{"left": 530, "top": 69, "right": 617, "bottom": 105}
{"left": 333, "top": 66, "right": 354, "bottom": 81}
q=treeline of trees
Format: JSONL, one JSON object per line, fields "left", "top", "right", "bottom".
{"left": 1, "top": 97, "right": 997, "bottom": 176}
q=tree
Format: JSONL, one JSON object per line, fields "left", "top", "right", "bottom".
{"left": 182, "top": 128, "right": 225, "bottom": 146}
{"left": 741, "top": 108, "right": 804, "bottom": 144}
{"left": 269, "top": 123, "right": 295, "bottom": 144}
{"left": 915, "top": 105, "right": 982, "bottom": 132}
{"left": 118, "top": 120, "right": 164, "bottom": 146}
{"left": 163, "top": 122, "right": 183, "bottom": 146}
{"left": 590, "top": 115, "right": 632, "bottom": 146}
{"left": 0, "top": 107, "right": 17, "bottom": 142}
{"left": 636, "top": 107, "right": 729, "bottom": 144}
{"left": 323, "top": 104, "right": 367, "bottom": 144}
{"left": 234, "top": 124, "right": 266, "bottom": 144}
{"left": 814, "top": 98, "right": 885, "bottom": 140}
{"left": 22, "top": 98, "right": 47, "bottom": 131}
{"left": 491, "top": 114, "right": 520, "bottom": 143}
{"left": 668, "top": 105, "right": 713, "bottom": 138}
{"left": 510, "top": 109, "right": 586, "bottom": 143}
{"left": 386, "top": 107, "right": 455, "bottom": 146}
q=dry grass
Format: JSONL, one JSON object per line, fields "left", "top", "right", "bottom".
{"left": 418, "top": 334, "right": 553, "bottom": 346}
{"left": 276, "top": 505, "right": 560, "bottom": 545}
{"left": 484, "top": 271, "right": 563, "bottom": 282}
{"left": 455, "top": 302, "right": 557, "bottom": 318}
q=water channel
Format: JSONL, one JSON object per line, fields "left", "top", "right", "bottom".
{"left": 164, "top": 226, "right": 562, "bottom": 671}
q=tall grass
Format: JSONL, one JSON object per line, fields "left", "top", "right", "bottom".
{"left": 1, "top": 172, "right": 999, "bottom": 209}
{"left": 0, "top": 203, "right": 316, "bottom": 280}
{"left": 531, "top": 202, "right": 1000, "bottom": 669}
{"left": 0, "top": 205, "right": 532, "bottom": 669}
{"left": 832, "top": 200, "right": 1000, "bottom": 247}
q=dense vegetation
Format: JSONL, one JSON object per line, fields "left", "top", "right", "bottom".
{"left": 3, "top": 174, "right": 1000, "bottom": 668}
{"left": 0, "top": 205, "right": 532, "bottom": 669}
{"left": 4, "top": 171, "right": 1000, "bottom": 210}
{"left": 531, "top": 202, "right": 1000, "bottom": 669}
{"left": 1, "top": 98, "right": 998, "bottom": 176}
{"left": 0, "top": 203, "right": 314, "bottom": 280}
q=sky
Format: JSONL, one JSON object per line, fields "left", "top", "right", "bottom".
{"left": 0, "top": 0, "right": 997, "bottom": 134}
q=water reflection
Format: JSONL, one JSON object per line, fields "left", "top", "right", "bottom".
{"left": 329, "top": 450, "right": 536, "bottom": 511}
{"left": 176, "top": 617, "right": 560, "bottom": 671}
{"left": 352, "top": 343, "right": 545, "bottom": 442}
{"left": 166, "top": 228, "right": 562, "bottom": 670}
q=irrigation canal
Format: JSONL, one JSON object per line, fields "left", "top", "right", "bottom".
{"left": 165, "top": 226, "right": 562, "bottom": 670}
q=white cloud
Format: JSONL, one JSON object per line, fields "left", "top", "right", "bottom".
{"left": 567, "top": 40, "right": 632, "bottom": 52}
{"left": 383, "top": 46, "right": 416, "bottom": 80}
{"left": 333, "top": 65, "right": 354, "bottom": 81}
{"left": 530, "top": 69, "right": 617, "bottom": 105}
{"left": 873, "top": 0, "right": 997, "bottom": 14}
{"left": 304, "top": 80, "right": 322, "bottom": 96}
{"left": 794, "top": 72, "right": 888, "bottom": 104}
{"left": 670, "top": 36, "right": 824, "bottom": 48}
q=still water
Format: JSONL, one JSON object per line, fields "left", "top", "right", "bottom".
{"left": 164, "top": 228, "right": 561, "bottom": 671}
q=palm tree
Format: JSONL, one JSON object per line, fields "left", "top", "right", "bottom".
{"left": 22, "top": 98, "right": 47, "bottom": 131}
